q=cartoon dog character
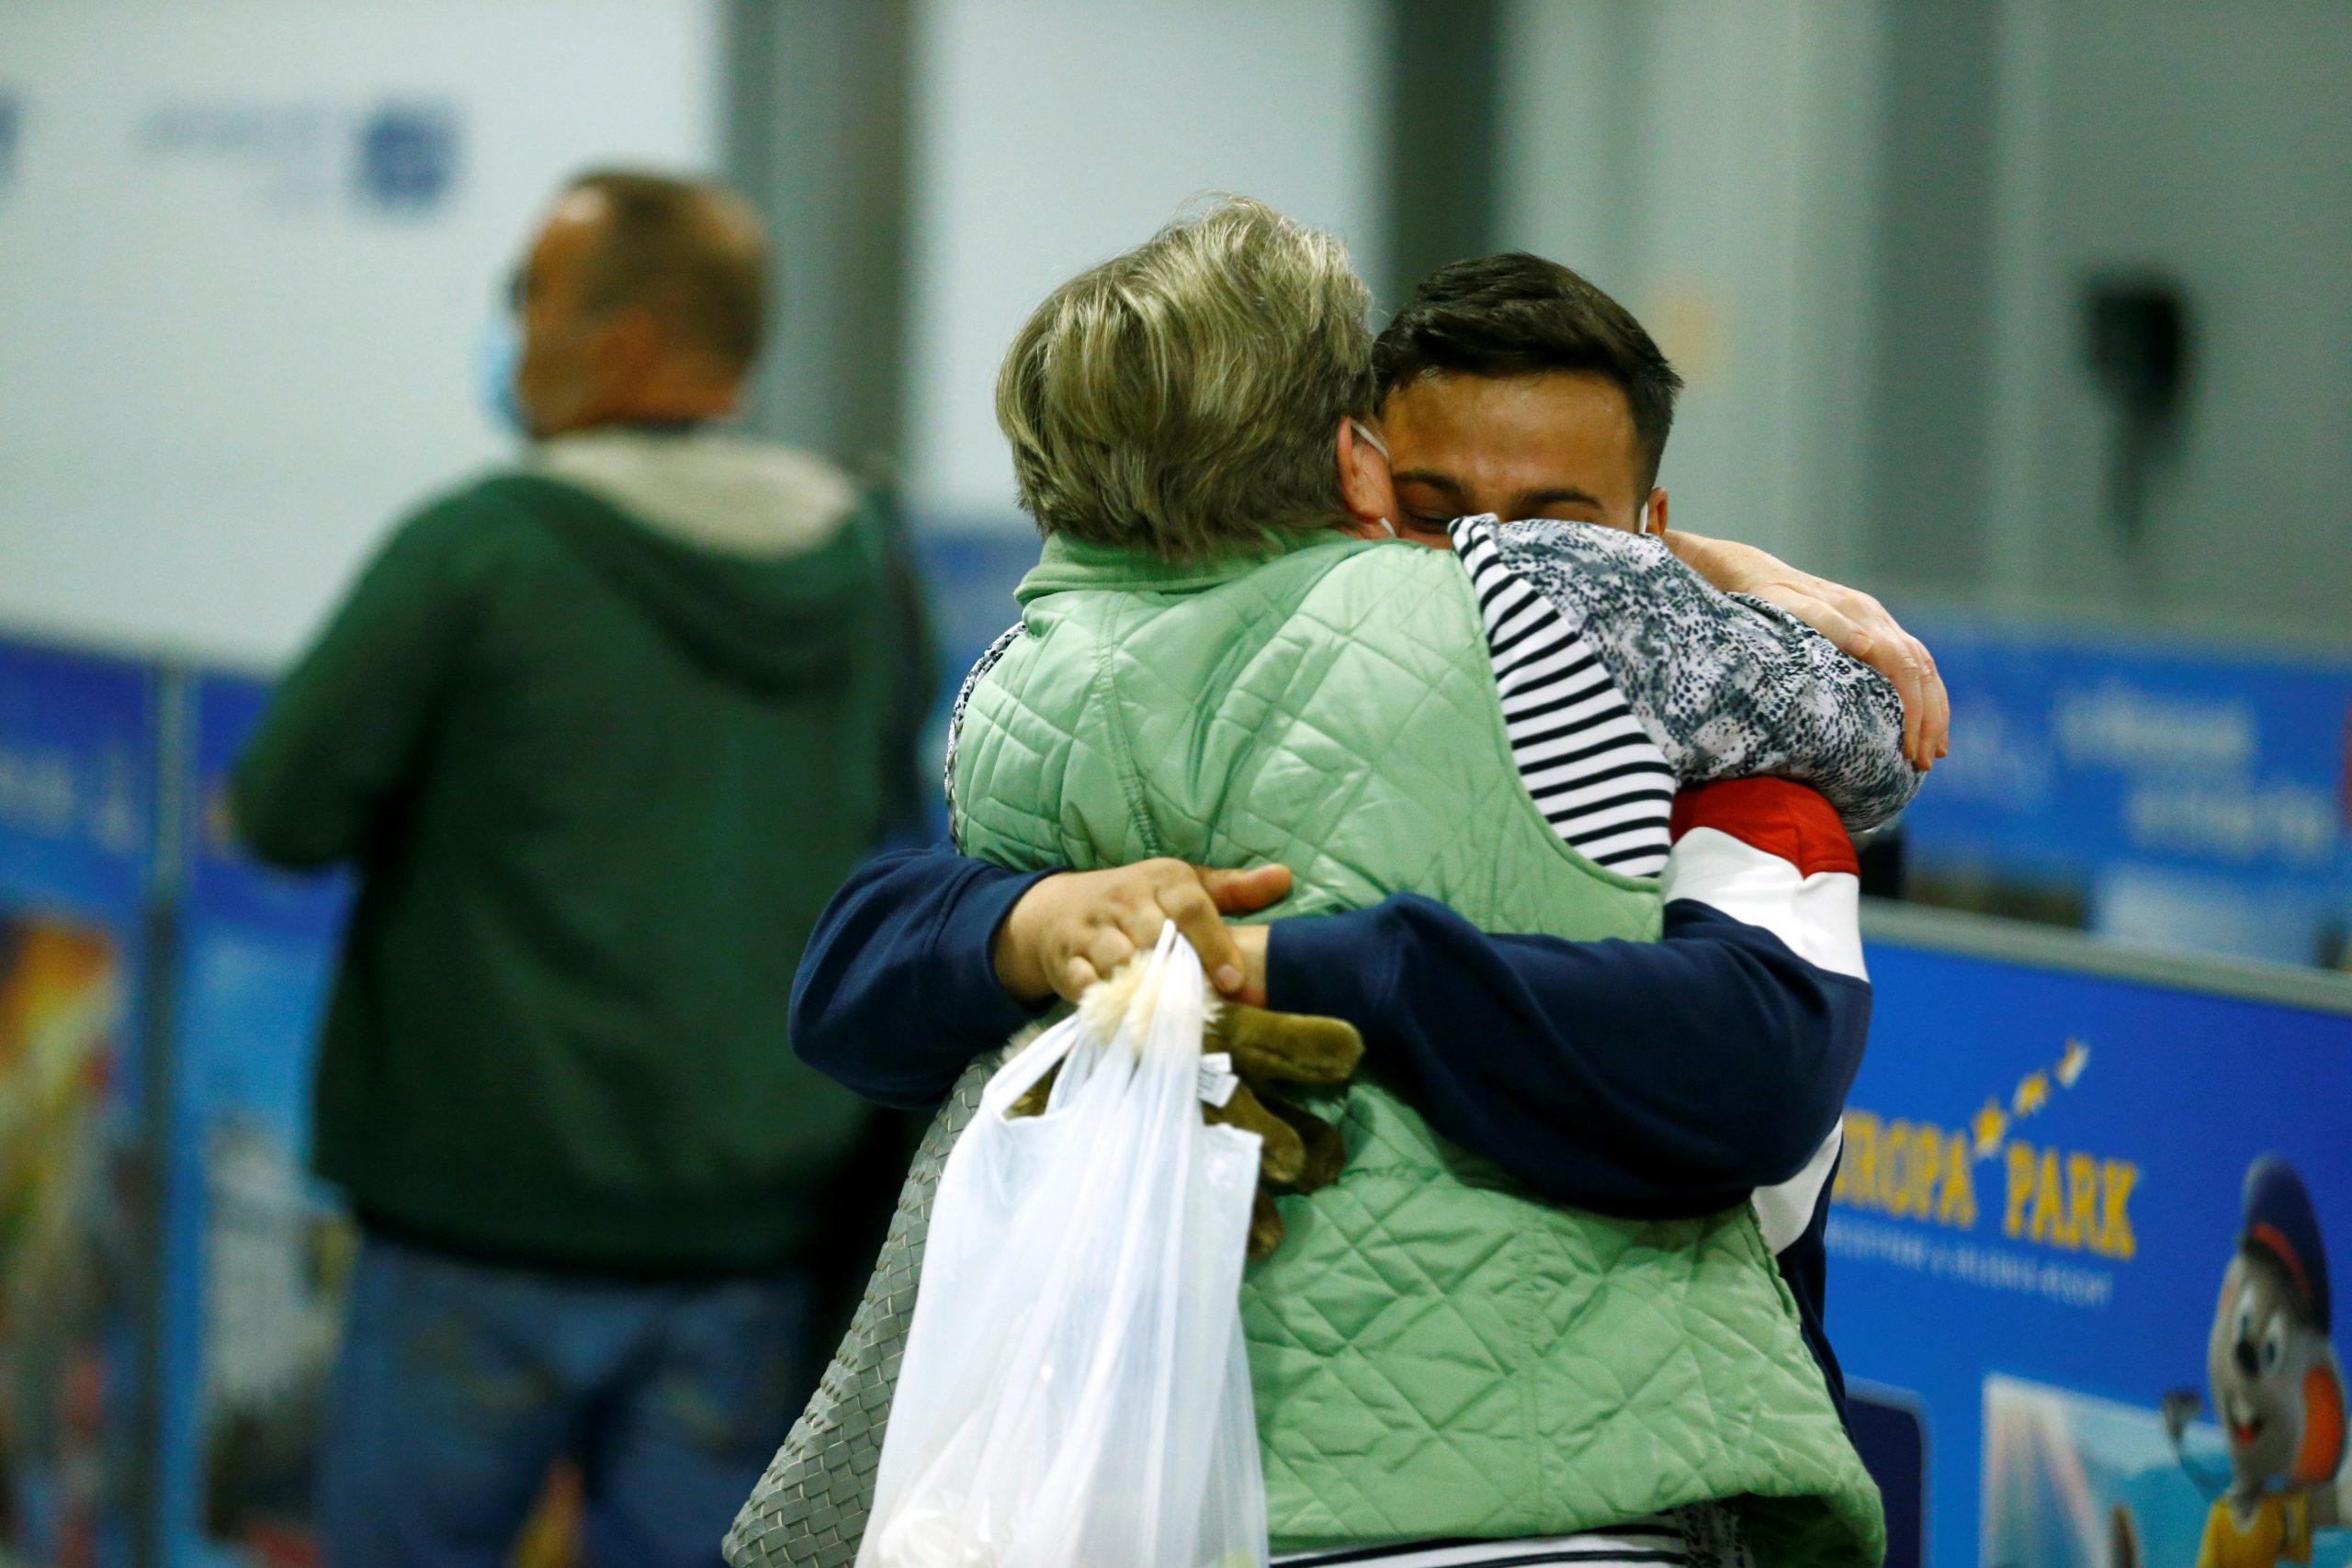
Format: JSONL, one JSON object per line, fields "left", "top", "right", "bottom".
{"left": 2163, "top": 1156, "right": 2349, "bottom": 1567}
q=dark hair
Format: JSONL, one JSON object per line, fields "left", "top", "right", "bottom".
{"left": 562, "top": 169, "right": 769, "bottom": 374}
{"left": 1374, "top": 253, "right": 1684, "bottom": 489}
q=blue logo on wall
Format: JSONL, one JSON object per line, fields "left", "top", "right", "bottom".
{"left": 354, "top": 103, "right": 457, "bottom": 214}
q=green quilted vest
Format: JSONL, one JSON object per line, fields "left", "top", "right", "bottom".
{"left": 950, "top": 529, "right": 1884, "bottom": 1567}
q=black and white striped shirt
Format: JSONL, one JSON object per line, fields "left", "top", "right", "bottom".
{"left": 1453, "top": 514, "right": 1680, "bottom": 875}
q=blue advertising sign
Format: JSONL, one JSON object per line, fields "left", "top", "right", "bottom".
{"left": 1899, "top": 620, "right": 2352, "bottom": 964}
{"left": 0, "top": 636, "right": 161, "bottom": 1568}
{"left": 1835, "top": 909, "right": 2352, "bottom": 1567}
{"left": 914, "top": 523, "right": 1035, "bottom": 678}
{"left": 156, "top": 672, "right": 349, "bottom": 1568}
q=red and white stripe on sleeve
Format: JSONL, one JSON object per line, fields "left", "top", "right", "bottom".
{"left": 1662, "top": 777, "right": 1865, "bottom": 1251}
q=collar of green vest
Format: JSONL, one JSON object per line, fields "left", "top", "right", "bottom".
{"left": 1014, "top": 526, "right": 1374, "bottom": 604}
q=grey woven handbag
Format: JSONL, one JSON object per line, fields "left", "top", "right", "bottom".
{"left": 721, "top": 1054, "right": 999, "bottom": 1567}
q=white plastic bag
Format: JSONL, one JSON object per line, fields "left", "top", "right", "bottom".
{"left": 859, "top": 923, "right": 1271, "bottom": 1568}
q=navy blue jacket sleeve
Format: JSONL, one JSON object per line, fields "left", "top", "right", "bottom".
{"left": 788, "top": 849, "right": 1053, "bottom": 1110}
{"left": 1269, "top": 896, "right": 1871, "bottom": 1218}
{"left": 789, "top": 852, "right": 1869, "bottom": 1219}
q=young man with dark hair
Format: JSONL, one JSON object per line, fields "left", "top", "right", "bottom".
{"left": 1371, "top": 253, "right": 1944, "bottom": 775}
{"left": 1329, "top": 253, "right": 1924, "bottom": 878}
{"left": 1376, "top": 249, "right": 1683, "bottom": 500}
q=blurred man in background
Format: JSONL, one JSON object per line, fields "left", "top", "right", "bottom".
{"left": 231, "top": 168, "right": 934, "bottom": 1568}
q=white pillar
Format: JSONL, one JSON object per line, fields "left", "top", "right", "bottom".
{"left": 1498, "top": 0, "right": 1889, "bottom": 576}
{"left": 899, "top": 0, "right": 1390, "bottom": 527}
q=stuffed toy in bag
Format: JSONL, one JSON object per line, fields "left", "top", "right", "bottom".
{"left": 1011, "top": 959, "right": 1364, "bottom": 1258}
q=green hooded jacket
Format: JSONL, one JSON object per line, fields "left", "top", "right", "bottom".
{"left": 232, "top": 447, "right": 932, "bottom": 1273}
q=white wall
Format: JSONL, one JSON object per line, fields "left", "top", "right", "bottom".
{"left": 1496, "top": 0, "right": 1887, "bottom": 577}
{"left": 0, "top": 1, "right": 720, "bottom": 667}
{"left": 900, "top": 0, "right": 1389, "bottom": 524}
{"left": 1979, "top": 0, "right": 2352, "bottom": 629}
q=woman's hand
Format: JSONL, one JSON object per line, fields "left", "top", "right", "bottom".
{"left": 996, "top": 883, "right": 1352, "bottom": 1261}
{"left": 1230, "top": 925, "right": 1271, "bottom": 1007}
{"left": 1663, "top": 529, "right": 1951, "bottom": 770}
{"left": 992, "top": 859, "right": 1294, "bottom": 1005}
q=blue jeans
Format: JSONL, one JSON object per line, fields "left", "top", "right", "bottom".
{"left": 319, "top": 1231, "right": 820, "bottom": 1568}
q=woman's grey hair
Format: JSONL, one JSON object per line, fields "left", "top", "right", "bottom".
{"left": 995, "top": 195, "right": 1375, "bottom": 559}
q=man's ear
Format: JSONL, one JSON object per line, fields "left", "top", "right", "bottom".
{"left": 1336, "top": 415, "right": 1393, "bottom": 534}
{"left": 1645, "top": 487, "right": 1669, "bottom": 536}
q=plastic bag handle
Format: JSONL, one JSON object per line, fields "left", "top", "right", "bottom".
{"left": 975, "top": 922, "right": 1191, "bottom": 1122}
{"left": 977, "top": 1013, "right": 1085, "bottom": 1122}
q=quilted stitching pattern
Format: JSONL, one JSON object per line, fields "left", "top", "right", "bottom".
{"left": 1242, "top": 1091, "right": 1875, "bottom": 1559}
{"left": 727, "top": 537, "right": 1882, "bottom": 1568}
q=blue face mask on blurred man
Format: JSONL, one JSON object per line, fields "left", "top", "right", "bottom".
{"left": 477, "top": 309, "right": 531, "bottom": 440}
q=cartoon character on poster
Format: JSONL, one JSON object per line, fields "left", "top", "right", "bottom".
{"left": 2119, "top": 1156, "right": 2352, "bottom": 1568}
